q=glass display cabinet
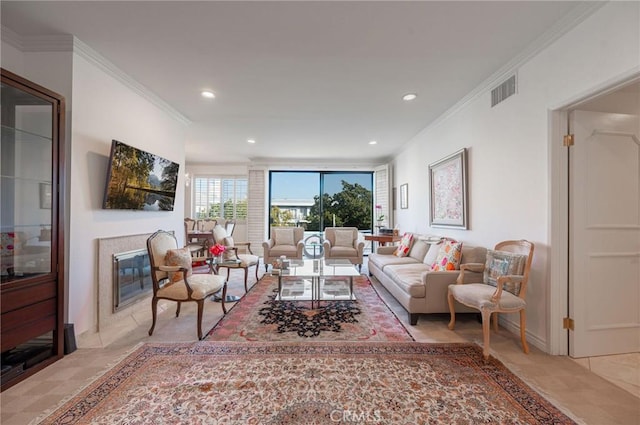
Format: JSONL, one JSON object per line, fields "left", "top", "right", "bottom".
{"left": 1, "top": 68, "right": 65, "bottom": 391}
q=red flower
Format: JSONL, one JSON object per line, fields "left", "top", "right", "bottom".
{"left": 209, "top": 244, "right": 226, "bottom": 256}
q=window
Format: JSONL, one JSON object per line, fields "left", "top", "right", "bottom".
{"left": 193, "top": 176, "right": 248, "bottom": 220}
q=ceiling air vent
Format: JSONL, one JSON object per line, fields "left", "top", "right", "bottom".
{"left": 491, "top": 74, "right": 517, "bottom": 107}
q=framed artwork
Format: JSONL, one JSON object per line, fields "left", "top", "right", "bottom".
{"left": 400, "top": 183, "right": 408, "bottom": 209}
{"left": 429, "top": 148, "right": 468, "bottom": 229}
{"left": 40, "top": 183, "right": 52, "bottom": 209}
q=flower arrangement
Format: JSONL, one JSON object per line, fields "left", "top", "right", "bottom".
{"left": 209, "top": 243, "right": 226, "bottom": 257}
{"left": 375, "top": 204, "right": 385, "bottom": 222}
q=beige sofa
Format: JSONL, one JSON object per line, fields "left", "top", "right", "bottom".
{"left": 368, "top": 236, "right": 486, "bottom": 325}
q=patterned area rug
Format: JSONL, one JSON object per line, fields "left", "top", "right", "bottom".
{"left": 35, "top": 341, "right": 577, "bottom": 425}
{"left": 206, "top": 275, "right": 413, "bottom": 341}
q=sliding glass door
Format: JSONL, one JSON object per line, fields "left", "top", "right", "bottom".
{"left": 269, "top": 171, "right": 374, "bottom": 234}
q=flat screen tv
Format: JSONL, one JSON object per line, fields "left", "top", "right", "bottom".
{"left": 102, "top": 140, "right": 179, "bottom": 211}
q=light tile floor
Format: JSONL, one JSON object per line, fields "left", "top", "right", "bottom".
{"left": 2, "top": 261, "right": 639, "bottom": 425}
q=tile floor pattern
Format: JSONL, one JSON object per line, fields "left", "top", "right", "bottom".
{"left": 2, "top": 260, "right": 639, "bottom": 425}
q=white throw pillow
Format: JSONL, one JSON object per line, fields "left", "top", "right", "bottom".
{"left": 423, "top": 243, "right": 441, "bottom": 267}
{"left": 334, "top": 230, "right": 354, "bottom": 247}
{"left": 274, "top": 228, "right": 294, "bottom": 246}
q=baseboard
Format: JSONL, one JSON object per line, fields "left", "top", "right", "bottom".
{"left": 499, "top": 316, "right": 548, "bottom": 354}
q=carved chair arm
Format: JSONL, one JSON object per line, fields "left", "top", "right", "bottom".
{"left": 156, "top": 265, "right": 195, "bottom": 296}
{"left": 233, "top": 241, "right": 253, "bottom": 254}
{"left": 490, "top": 274, "right": 525, "bottom": 303}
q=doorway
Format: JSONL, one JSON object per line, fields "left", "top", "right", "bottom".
{"left": 566, "top": 81, "right": 640, "bottom": 358}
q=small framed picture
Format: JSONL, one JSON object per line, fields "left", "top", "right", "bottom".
{"left": 400, "top": 183, "right": 408, "bottom": 209}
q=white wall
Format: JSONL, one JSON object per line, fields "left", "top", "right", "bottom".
{"left": 393, "top": 2, "right": 639, "bottom": 352}
{"left": 2, "top": 40, "right": 188, "bottom": 335}
{"left": 70, "top": 52, "right": 187, "bottom": 335}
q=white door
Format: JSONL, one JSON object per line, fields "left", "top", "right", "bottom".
{"left": 569, "top": 110, "right": 640, "bottom": 357}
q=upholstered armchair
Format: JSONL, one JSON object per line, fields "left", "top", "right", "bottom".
{"left": 322, "top": 227, "right": 365, "bottom": 271}
{"left": 262, "top": 226, "right": 305, "bottom": 271}
{"left": 447, "top": 240, "right": 534, "bottom": 360}
{"left": 146, "top": 230, "right": 227, "bottom": 340}
{"left": 211, "top": 224, "right": 260, "bottom": 292}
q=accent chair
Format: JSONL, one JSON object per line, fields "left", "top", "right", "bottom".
{"left": 147, "top": 230, "right": 227, "bottom": 340}
{"left": 212, "top": 224, "right": 260, "bottom": 293}
{"left": 262, "top": 226, "right": 305, "bottom": 271}
{"left": 447, "top": 239, "right": 534, "bottom": 360}
{"left": 322, "top": 227, "right": 365, "bottom": 271}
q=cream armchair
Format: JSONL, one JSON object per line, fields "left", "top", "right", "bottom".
{"left": 322, "top": 227, "right": 365, "bottom": 271}
{"left": 146, "top": 230, "right": 227, "bottom": 340}
{"left": 262, "top": 226, "right": 305, "bottom": 270}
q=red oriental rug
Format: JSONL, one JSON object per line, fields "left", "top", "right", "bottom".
{"left": 35, "top": 341, "right": 578, "bottom": 425}
{"left": 205, "top": 275, "right": 413, "bottom": 342}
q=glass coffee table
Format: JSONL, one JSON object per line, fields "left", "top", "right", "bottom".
{"left": 273, "top": 259, "right": 359, "bottom": 308}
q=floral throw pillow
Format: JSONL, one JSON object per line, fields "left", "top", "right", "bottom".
{"left": 393, "top": 232, "right": 414, "bottom": 257}
{"left": 165, "top": 247, "right": 192, "bottom": 284}
{"left": 431, "top": 240, "right": 463, "bottom": 271}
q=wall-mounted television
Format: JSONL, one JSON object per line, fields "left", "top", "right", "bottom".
{"left": 102, "top": 140, "right": 179, "bottom": 211}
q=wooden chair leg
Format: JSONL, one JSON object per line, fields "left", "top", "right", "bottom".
{"left": 254, "top": 264, "right": 259, "bottom": 281}
{"left": 520, "top": 309, "right": 530, "bottom": 354}
{"left": 492, "top": 312, "right": 498, "bottom": 332}
{"left": 149, "top": 297, "right": 158, "bottom": 336}
{"left": 447, "top": 290, "right": 456, "bottom": 330}
{"left": 243, "top": 267, "right": 249, "bottom": 293}
{"left": 196, "top": 299, "right": 204, "bottom": 340}
{"left": 176, "top": 301, "right": 181, "bottom": 317}
{"left": 481, "top": 310, "right": 492, "bottom": 360}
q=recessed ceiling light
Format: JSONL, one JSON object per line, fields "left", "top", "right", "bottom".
{"left": 369, "top": 140, "right": 377, "bottom": 145}
{"left": 201, "top": 90, "right": 215, "bottom": 99}
{"left": 247, "top": 139, "right": 256, "bottom": 144}
{"left": 402, "top": 93, "right": 417, "bottom": 101}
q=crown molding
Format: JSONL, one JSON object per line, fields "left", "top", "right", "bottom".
{"left": 72, "top": 38, "right": 191, "bottom": 126}
{"left": 23, "top": 34, "right": 74, "bottom": 52}
{"left": 1, "top": 26, "right": 24, "bottom": 50}
{"left": 406, "top": 1, "right": 607, "bottom": 145}
{"left": 1, "top": 27, "right": 190, "bottom": 126}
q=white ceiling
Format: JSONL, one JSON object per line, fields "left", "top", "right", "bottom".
{"left": 1, "top": 1, "right": 590, "bottom": 164}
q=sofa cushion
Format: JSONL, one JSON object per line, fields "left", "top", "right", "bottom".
{"left": 461, "top": 245, "right": 488, "bottom": 264}
{"left": 368, "top": 252, "right": 418, "bottom": 271}
{"left": 394, "top": 232, "right": 414, "bottom": 257}
{"left": 431, "top": 240, "right": 462, "bottom": 271}
{"left": 384, "top": 263, "right": 428, "bottom": 298}
{"left": 408, "top": 239, "right": 429, "bottom": 262}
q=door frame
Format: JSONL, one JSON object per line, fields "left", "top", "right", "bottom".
{"left": 548, "top": 69, "right": 640, "bottom": 355}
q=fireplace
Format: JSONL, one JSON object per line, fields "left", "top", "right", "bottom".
{"left": 97, "top": 233, "right": 153, "bottom": 332}
{"left": 112, "top": 249, "right": 152, "bottom": 312}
